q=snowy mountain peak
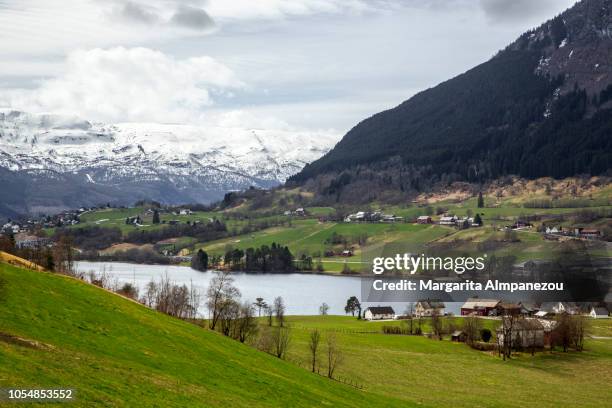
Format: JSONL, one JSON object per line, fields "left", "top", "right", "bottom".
{"left": 0, "top": 110, "right": 339, "bottom": 214}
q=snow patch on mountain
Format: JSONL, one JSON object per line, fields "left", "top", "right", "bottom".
{"left": 0, "top": 110, "right": 339, "bottom": 189}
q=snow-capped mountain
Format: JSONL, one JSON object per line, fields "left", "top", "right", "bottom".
{"left": 0, "top": 110, "right": 338, "bottom": 216}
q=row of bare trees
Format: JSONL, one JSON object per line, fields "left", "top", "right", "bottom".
{"left": 140, "top": 275, "right": 201, "bottom": 319}
{"left": 308, "top": 329, "right": 343, "bottom": 379}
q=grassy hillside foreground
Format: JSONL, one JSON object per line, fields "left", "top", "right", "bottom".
{"left": 1, "top": 263, "right": 611, "bottom": 407}
{"left": 0, "top": 264, "right": 401, "bottom": 407}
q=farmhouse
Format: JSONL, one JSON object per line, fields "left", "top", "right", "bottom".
{"left": 416, "top": 216, "right": 432, "bottom": 224}
{"left": 439, "top": 215, "right": 458, "bottom": 226}
{"left": 590, "top": 307, "right": 609, "bottom": 319}
{"left": 540, "top": 301, "right": 579, "bottom": 315}
{"left": 414, "top": 300, "right": 445, "bottom": 317}
{"left": 461, "top": 298, "right": 501, "bottom": 316}
{"left": 497, "top": 318, "right": 546, "bottom": 348}
{"left": 518, "top": 302, "right": 540, "bottom": 316}
{"left": 364, "top": 306, "right": 395, "bottom": 320}
{"left": 577, "top": 228, "right": 602, "bottom": 240}
{"left": 507, "top": 221, "right": 533, "bottom": 230}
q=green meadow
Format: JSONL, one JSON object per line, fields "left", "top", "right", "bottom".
{"left": 1, "top": 262, "right": 610, "bottom": 407}
{"left": 281, "top": 315, "right": 612, "bottom": 408}
{"left": 0, "top": 263, "right": 402, "bottom": 407}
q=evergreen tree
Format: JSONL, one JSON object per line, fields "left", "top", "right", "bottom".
{"left": 474, "top": 213, "right": 483, "bottom": 226}
{"left": 191, "top": 249, "right": 209, "bottom": 272}
{"left": 477, "top": 192, "right": 484, "bottom": 208}
{"left": 152, "top": 210, "right": 160, "bottom": 224}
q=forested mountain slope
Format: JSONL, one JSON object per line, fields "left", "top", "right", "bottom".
{"left": 291, "top": 0, "right": 612, "bottom": 188}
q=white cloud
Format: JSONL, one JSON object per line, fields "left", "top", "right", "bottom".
{"left": 3, "top": 47, "right": 243, "bottom": 123}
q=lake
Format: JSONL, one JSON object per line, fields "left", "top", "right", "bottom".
{"left": 75, "top": 262, "right": 464, "bottom": 316}
{"left": 75, "top": 262, "right": 367, "bottom": 316}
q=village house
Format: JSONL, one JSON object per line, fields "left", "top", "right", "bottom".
{"left": 14, "top": 233, "right": 50, "bottom": 249}
{"left": 540, "top": 301, "right": 580, "bottom": 315}
{"left": 179, "top": 209, "right": 192, "bottom": 216}
{"left": 507, "top": 221, "right": 533, "bottom": 230}
{"left": 496, "top": 318, "right": 546, "bottom": 349}
{"left": 518, "top": 302, "right": 540, "bottom": 316}
{"left": 344, "top": 210, "right": 400, "bottom": 223}
{"left": 416, "top": 215, "right": 432, "bottom": 224}
{"left": 534, "top": 310, "right": 553, "bottom": 319}
{"left": 364, "top": 306, "right": 396, "bottom": 320}
{"left": 439, "top": 215, "right": 458, "bottom": 226}
{"left": 382, "top": 214, "right": 403, "bottom": 223}
{"left": 294, "top": 208, "right": 306, "bottom": 216}
{"left": 576, "top": 228, "right": 602, "bottom": 240}
{"left": 460, "top": 298, "right": 501, "bottom": 316}
{"left": 497, "top": 302, "right": 521, "bottom": 316}
{"left": 340, "top": 249, "right": 353, "bottom": 257}
{"left": 590, "top": 306, "right": 609, "bottom": 319}
{"left": 545, "top": 226, "right": 563, "bottom": 235}
{"left": 414, "top": 300, "right": 446, "bottom": 317}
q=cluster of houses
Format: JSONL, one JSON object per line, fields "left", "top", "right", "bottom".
{"left": 543, "top": 225, "right": 603, "bottom": 240}
{"left": 283, "top": 208, "right": 306, "bottom": 217}
{"left": 363, "top": 299, "right": 609, "bottom": 349}
{"left": 344, "top": 211, "right": 403, "bottom": 223}
{"left": 12, "top": 233, "right": 51, "bottom": 249}
{"left": 460, "top": 298, "right": 609, "bottom": 319}
{"left": 416, "top": 215, "right": 480, "bottom": 228}
{"left": 2, "top": 209, "right": 86, "bottom": 235}
{"left": 362, "top": 299, "right": 609, "bottom": 321}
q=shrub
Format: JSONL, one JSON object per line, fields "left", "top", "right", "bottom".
{"left": 480, "top": 328, "right": 492, "bottom": 343}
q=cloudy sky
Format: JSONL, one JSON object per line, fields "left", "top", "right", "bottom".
{"left": 0, "top": 0, "right": 577, "bottom": 135}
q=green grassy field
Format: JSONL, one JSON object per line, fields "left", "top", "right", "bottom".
{"left": 281, "top": 316, "right": 612, "bottom": 408}
{"left": 1, "top": 263, "right": 611, "bottom": 407}
{"left": 43, "top": 194, "right": 611, "bottom": 274}
{"left": 0, "top": 263, "right": 402, "bottom": 407}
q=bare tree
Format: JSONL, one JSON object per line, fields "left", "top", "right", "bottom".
{"left": 236, "top": 301, "right": 258, "bottom": 343}
{"left": 264, "top": 304, "right": 273, "bottom": 326}
{"left": 553, "top": 312, "right": 572, "bottom": 352}
{"left": 273, "top": 296, "right": 286, "bottom": 327}
{"left": 498, "top": 314, "right": 517, "bottom": 360}
{"left": 462, "top": 315, "right": 483, "bottom": 345}
{"left": 53, "top": 235, "right": 74, "bottom": 275}
{"left": 272, "top": 326, "right": 291, "bottom": 359}
{"left": 326, "top": 333, "right": 342, "bottom": 379}
{"left": 571, "top": 314, "right": 587, "bottom": 351}
{"left": 431, "top": 308, "right": 443, "bottom": 340}
{"left": 142, "top": 280, "right": 158, "bottom": 308}
{"left": 256, "top": 326, "right": 273, "bottom": 354}
{"left": 219, "top": 299, "right": 240, "bottom": 337}
{"left": 404, "top": 303, "right": 414, "bottom": 334}
{"left": 206, "top": 270, "right": 241, "bottom": 330}
{"left": 308, "top": 329, "right": 321, "bottom": 373}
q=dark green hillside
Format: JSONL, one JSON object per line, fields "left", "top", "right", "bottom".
{"left": 291, "top": 0, "right": 612, "bottom": 185}
{"left": 0, "top": 264, "right": 401, "bottom": 407}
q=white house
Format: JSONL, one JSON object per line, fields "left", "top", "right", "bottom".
{"left": 179, "top": 209, "right": 192, "bottom": 216}
{"left": 414, "top": 300, "right": 446, "bottom": 317}
{"left": 590, "top": 307, "right": 609, "bottom": 319}
{"left": 364, "top": 306, "right": 395, "bottom": 320}
{"left": 540, "top": 301, "right": 579, "bottom": 315}
{"left": 439, "top": 215, "right": 458, "bottom": 225}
